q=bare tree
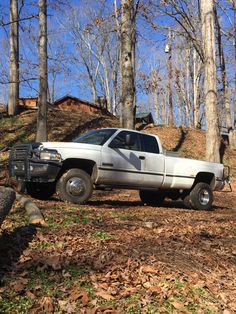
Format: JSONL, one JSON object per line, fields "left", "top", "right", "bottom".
{"left": 201, "top": 0, "right": 220, "bottom": 162}
{"left": 228, "top": 0, "right": 236, "bottom": 148}
{"left": 65, "top": 1, "right": 120, "bottom": 114}
{"left": 214, "top": 5, "right": 232, "bottom": 130}
{"left": 120, "top": 0, "right": 137, "bottom": 129}
{"left": 166, "top": 28, "right": 173, "bottom": 125}
{"left": 36, "top": 0, "right": 48, "bottom": 142}
{"left": 8, "top": 0, "right": 19, "bottom": 116}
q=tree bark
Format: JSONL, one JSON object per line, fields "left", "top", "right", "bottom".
{"left": 167, "top": 28, "right": 173, "bottom": 126}
{"left": 36, "top": 0, "right": 48, "bottom": 142}
{"left": 233, "top": 0, "right": 236, "bottom": 130}
{"left": 201, "top": 0, "right": 220, "bottom": 162}
{"left": 0, "top": 186, "right": 45, "bottom": 226}
{"left": 0, "top": 188, "right": 15, "bottom": 227}
{"left": 193, "top": 48, "right": 201, "bottom": 128}
{"left": 185, "top": 45, "right": 193, "bottom": 127}
{"left": 8, "top": 0, "right": 19, "bottom": 116}
{"left": 120, "top": 0, "right": 136, "bottom": 129}
{"left": 214, "top": 5, "right": 232, "bottom": 131}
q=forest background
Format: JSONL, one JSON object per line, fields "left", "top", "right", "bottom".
{"left": 0, "top": 0, "right": 235, "bottom": 128}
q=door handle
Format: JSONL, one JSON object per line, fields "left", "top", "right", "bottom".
{"left": 139, "top": 156, "right": 145, "bottom": 160}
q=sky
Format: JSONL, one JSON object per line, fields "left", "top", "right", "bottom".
{"left": 0, "top": 0, "right": 168, "bottom": 104}
{"left": 0, "top": 0, "right": 235, "bottom": 126}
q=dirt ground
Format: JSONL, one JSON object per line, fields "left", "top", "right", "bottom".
{"left": 0, "top": 181, "right": 235, "bottom": 313}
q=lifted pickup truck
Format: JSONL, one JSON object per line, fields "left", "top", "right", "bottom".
{"left": 9, "top": 128, "right": 228, "bottom": 210}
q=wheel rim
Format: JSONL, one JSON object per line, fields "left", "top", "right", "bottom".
{"left": 199, "top": 189, "right": 210, "bottom": 205}
{"left": 66, "top": 177, "right": 86, "bottom": 197}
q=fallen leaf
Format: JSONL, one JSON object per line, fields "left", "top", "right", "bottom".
{"left": 58, "top": 300, "right": 76, "bottom": 313}
{"left": 97, "top": 305, "right": 116, "bottom": 313}
{"left": 96, "top": 290, "right": 114, "bottom": 301}
{"left": 141, "top": 265, "right": 157, "bottom": 274}
{"left": 26, "top": 291, "right": 36, "bottom": 299}
{"left": 69, "top": 289, "right": 89, "bottom": 305}
{"left": 171, "top": 301, "right": 190, "bottom": 313}
{"left": 149, "top": 286, "right": 162, "bottom": 295}
{"left": 40, "top": 296, "right": 54, "bottom": 313}
{"left": 86, "top": 308, "right": 97, "bottom": 314}
{"left": 10, "top": 278, "right": 28, "bottom": 292}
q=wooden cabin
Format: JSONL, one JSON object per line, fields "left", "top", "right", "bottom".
{"left": 53, "top": 95, "right": 106, "bottom": 114}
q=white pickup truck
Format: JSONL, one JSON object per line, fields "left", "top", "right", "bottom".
{"left": 9, "top": 128, "right": 227, "bottom": 210}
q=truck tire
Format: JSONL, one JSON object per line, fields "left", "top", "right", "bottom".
{"left": 189, "top": 182, "right": 213, "bottom": 211}
{"left": 26, "top": 182, "right": 55, "bottom": 200}
{"left": 183, "top": 194, "right": 192, "bottom": 209}
{"left": 139, "top": 190, "right": 165, "bottom": 206}
{"left": 56, "top": 168, "right": 93, "bottom": 204}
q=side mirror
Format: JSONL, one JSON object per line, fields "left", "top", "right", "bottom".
{"left": 125, "top": 134, "right": 134, "bottom": 146}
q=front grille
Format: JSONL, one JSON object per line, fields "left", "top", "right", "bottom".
{"left": 9, "top": 144, "right": 33, "bottom": 179}
{"left": 10, "top": 145, "right": 32, "bottom": 161}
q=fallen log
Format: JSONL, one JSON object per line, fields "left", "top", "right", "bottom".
{"left": 15, "top": 191, "right": 46, "bottom": 225}
{"left": 0, "top": 188, "right": 16, "bottom": 227}
{"left": 0, "top": 186, "right": 46, "bottom": 226}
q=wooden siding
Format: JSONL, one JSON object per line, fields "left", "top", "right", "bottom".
{"left": 18, "top": 98, "right": 38, "bottom": 108}
{"left": 55, "top": 97, "right": 101, "bottom": 113}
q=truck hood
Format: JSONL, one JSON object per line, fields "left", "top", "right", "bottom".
{"left": 40, "top": 142, "right": 102, "bottom": 152}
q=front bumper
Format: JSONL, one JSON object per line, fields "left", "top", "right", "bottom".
{"left": 9, "top": 143, "right": 62, "bottom": 183}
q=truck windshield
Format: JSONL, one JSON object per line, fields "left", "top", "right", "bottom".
{"left": 74, "top": 129, "right": 116, "bottom": 145}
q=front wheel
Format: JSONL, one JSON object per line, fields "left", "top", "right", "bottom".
{"left": 56, "top": 168, "right": 93, "bottom": 204}
{"left": 189, "top": 182, "right": 213, "bottom": 211}
{"left": 139, "top": 190, "right": 165, "bottom": 206}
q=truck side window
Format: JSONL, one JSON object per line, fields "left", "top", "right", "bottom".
{"left": 141, "top": 134, "right": 159, "bottom": 154}
{"left": 110, "top": 131, "right": 141, "bottom": 151}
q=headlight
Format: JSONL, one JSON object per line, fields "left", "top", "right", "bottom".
{"left": 40, "top": 150, "right": 62, "bottom": 161}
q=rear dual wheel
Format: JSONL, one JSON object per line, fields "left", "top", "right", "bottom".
{"left": 183, "top": 182, "right": 213, "bottom": 211}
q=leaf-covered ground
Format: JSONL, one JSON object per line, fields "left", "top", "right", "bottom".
{"left": 1, "top": 111, "right": 236, "bottom": 313}
{"left": 0, "top": 182, "right": 235, "bottom": 314}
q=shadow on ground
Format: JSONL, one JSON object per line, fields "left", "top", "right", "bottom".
{"left": 0, "top": 225, "right": 37, "bottom": 283}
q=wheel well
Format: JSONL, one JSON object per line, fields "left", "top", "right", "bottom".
{"left": 59, "top": 158, "right": 96, "bottom": 178}
{"left": 193, "top": 172, "right": 215, "bottom": 189}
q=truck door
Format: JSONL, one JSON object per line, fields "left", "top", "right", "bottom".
{"left": 140, "top": 133, "right": 165, "bottom": 188}
{"left": 99, "top": 130, "right": 145, "bottom": 186}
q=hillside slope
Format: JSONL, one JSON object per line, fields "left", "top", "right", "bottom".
{"left": 0, "top": 109, "right": 235, "bottom": 179}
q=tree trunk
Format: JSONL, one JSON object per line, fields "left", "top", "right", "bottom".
{"left": 8, "top": 0, "right": 19, "bottom": 116}
{"left": 36, "top": 0, "right": 48, "bottom": 142}
{"left": 185, "top": 46, "right": 193, "bottom": 127}
{"left": 193, "top": 48, "right": 201, "bottom": 128}
{"left": 233, "top": 0, "right": 236, "bottom": 130}
{"left": 120, "top": 0, "right": 136, "bottom": 129}
{"left": 229, "top": 0, "right": 236, "bottom": 148}
{"left": 161, "top": 90, "right": 166, "bottom": 125}
{"left": 112, "top": 63, "right": 118, "bottom": 115}
{"left": 201, "top": 0, "right": 220, "bottom": 162}
{"left": 167, "top": 28, "right": 173, "bottom": 126}
{"left": 214, "top": 5, "right": 232, "bottom": 131}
